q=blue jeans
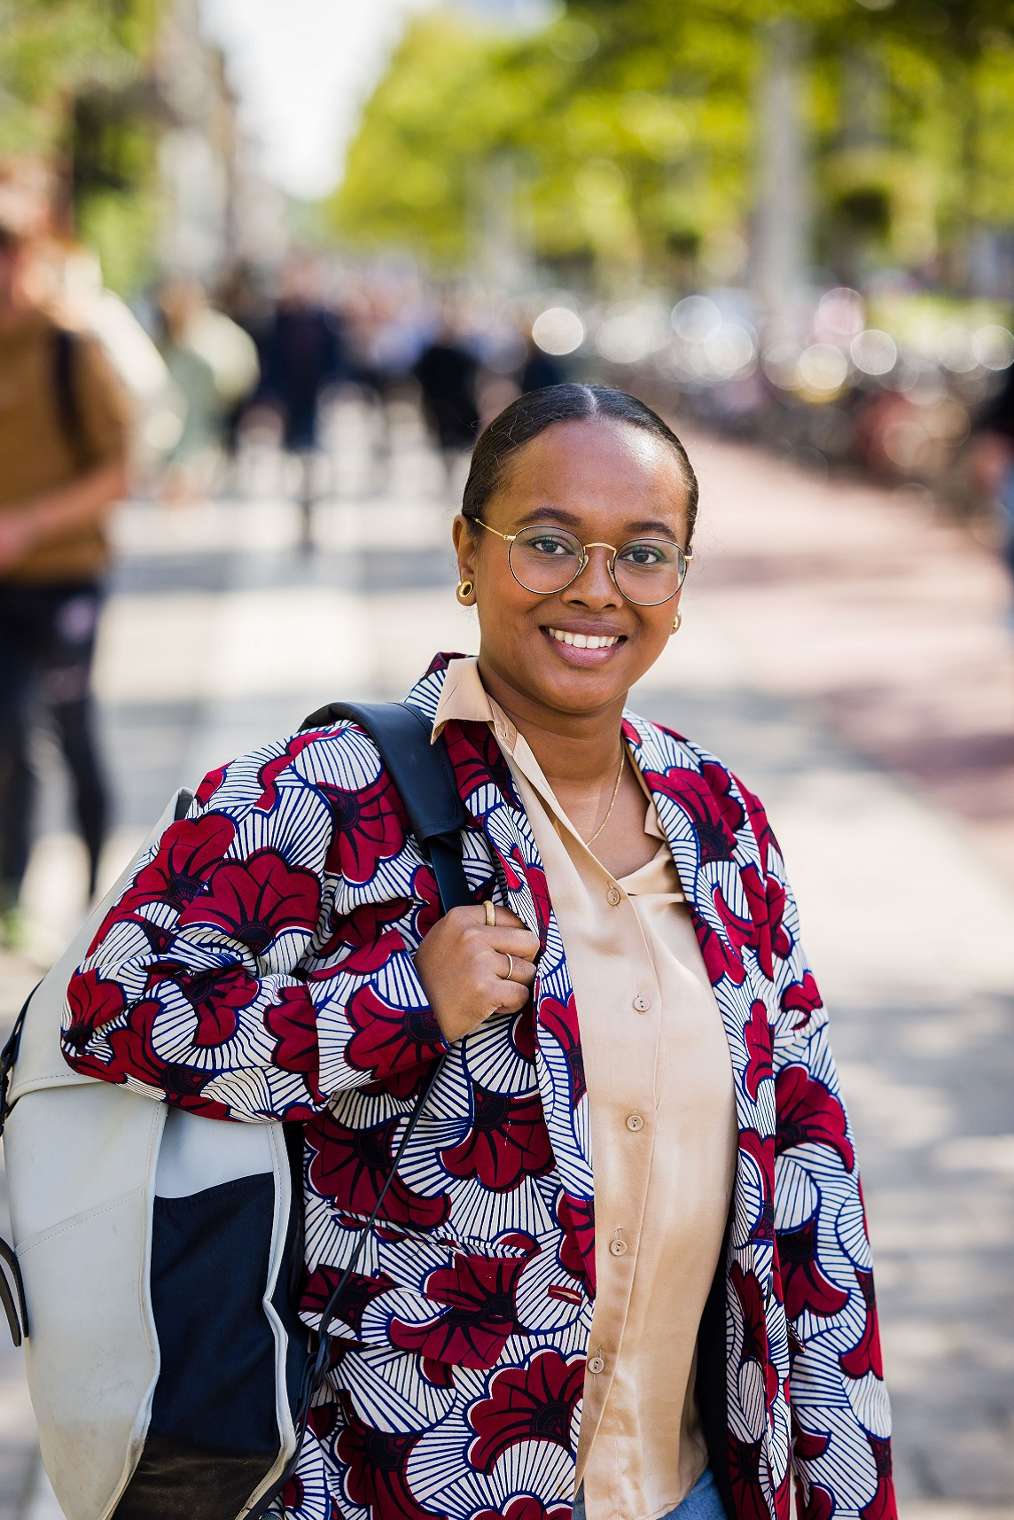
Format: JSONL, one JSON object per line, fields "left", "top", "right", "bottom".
{"left": 573, "top": 1467, "right": 727, "bottom": 1520}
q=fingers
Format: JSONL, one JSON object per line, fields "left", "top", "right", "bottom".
{"left": 489, "top": 977, "right": 530, "bottom": 1015}
{"left": 489, "top": 926, "right": 541, "bottom": 962}
{"left": 497, "top": 951, "right": 536, "bottom": 987}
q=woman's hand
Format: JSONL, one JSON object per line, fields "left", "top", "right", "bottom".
{"left": 415, "top": 904, "right": 540, "bottom": 1044}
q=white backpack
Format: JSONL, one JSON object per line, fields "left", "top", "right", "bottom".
{"left": 0, "top": 787, "right": 305, "bottom": 1520}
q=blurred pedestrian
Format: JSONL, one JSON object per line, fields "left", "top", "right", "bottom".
{"left": 216, "top": 262, "right": 270, "bottom": 481}
{"left": 259, "top": 257, "right": 346, "bottom": 549}
{"left": 518, "top": 330, "right": 568, "bottom": 393}
{"left": 0, "top": 211, "right": 130, "bottom": 943}
{"left": 155, "top": 277, "right": 260, "bottom": 505}
{"left": 411, "top": 306, "right": 480, "bottom": 490}
{"left": 968, "top": 361, "right": 1014, "bottom": 625}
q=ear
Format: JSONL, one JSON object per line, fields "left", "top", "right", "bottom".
{"left": 452, "top": 514, "right": 480, "bottom": 583}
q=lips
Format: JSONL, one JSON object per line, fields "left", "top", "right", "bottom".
{"left": 540, "top": 625, "right": 627, "bottom": 666}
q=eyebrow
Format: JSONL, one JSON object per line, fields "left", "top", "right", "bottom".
{"left": 514, "top": 506, "right": 679, "bottom": 538}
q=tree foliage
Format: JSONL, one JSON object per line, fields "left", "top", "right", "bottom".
{"left": 330, "top": 0, "right": 1014, "bottom": 291}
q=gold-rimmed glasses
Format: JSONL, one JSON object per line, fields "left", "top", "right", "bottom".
{"left": 473, "top": 518, "right": 692, "bottom": 606}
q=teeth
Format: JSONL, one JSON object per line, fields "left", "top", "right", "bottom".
{"left": 548, "top": 628, "right": 620, "bottom": 649}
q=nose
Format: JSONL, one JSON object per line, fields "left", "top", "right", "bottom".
{"left": 560, "top": 545, "right": 623, "bottom": 609}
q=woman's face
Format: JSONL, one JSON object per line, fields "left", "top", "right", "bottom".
{"left": 453, "top": 418, "right": 693, "bottom": 721}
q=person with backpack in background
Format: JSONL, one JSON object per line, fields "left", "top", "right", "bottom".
{"left": 0, "top": 206, "right": 131, "bottom": 947}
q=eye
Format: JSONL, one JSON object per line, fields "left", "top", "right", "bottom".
{"left": 528, "top": 532, "right": 578, "bottom": 557}
{"left": 619, "top": 540, "right": 669, "bottom": 567}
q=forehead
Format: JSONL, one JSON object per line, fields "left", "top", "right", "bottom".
{"left": 492, "top": 418, "right": 689, "bottom": 536}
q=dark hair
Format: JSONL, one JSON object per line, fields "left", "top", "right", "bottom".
{"left": 461, "top": 383, "right": 700, "bottom": 545}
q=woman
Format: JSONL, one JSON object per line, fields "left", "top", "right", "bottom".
{"left": 63, "top": 385, "right": 895, "bottom": 1520}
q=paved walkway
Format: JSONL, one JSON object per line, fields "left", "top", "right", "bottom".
{"left": 2, "top": 404, "right": 1012, "bottom": 1517}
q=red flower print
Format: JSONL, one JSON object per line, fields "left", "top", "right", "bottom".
{"left": 744, "top": 1000, "right": 773, "bottom": 1100}
{"left": 642, "top": 766, "right": 736, "bottom": 864}
{"left": 738, "top": 779, "right": 779, "bottom": 876}
{"left": 860, "top": 1434, "right": 897, "bottom": 1520}
{"left": 467, "top": 1350, "right": 584, "bottom": 1473}
{"left": 134, "top": 813, "right": 237, "bottom": 911}
{"left": 727, "top": 1432, "right": 770, "bottom": 1520}
{"left": 178, "top": 847, "right": 320, "bottom": 956}
{"left": 302, "top": 1264, "right": 393, "bottom": 1339}
{"left": 63, "top": 970, "right": 126, "bottom": 1076}
{"left": 511, "top": 1007, "right": 536, "bottom": 1063}
{"left": 335, "top": 1414, "right": 440, "bottom": 1520}
{"left": 305, "top": 1111, "right": 451, "bottom": 1231}
{"left": 780, "top": 972, "right": 822, "bottom": 1033}
{"left": 556, "top": 1191, "right": 595, "bottom": 1297}
{"left": 775, "top": 1064, "right": 855, "bottom": 1171}
{"left": 317, "top": 898, "right": 408, "bottom": 974}
{"left": 172, "top": 964, "right": 258, "bottom": 1047}
{"left": 442, "top": 719, "right": 520, "bottom": 811}
{"left": 254, "top": 731, "right": 325, "bottom": 811}
{"left": 85, "top": 888, "right": 165, "bottom": 959}
{"left": 410, "top": 862, "right": 442, "bottom": 940}
{"left": 263, "top": 986, "right": 325, "bottom": 1102}
{"left": 344, "top": 983, "right": 447, "bottom": 1087}
{"left": 512, "top": 854, "right": 551, "bottom": 944}
{"left": 730, "top": 1263, "right": 768, "bottom": 1366}
{"left": 794, "top": 1428, "right": 830, "bottom": 1464}
{"left": 538, "top": 995, "right": 585, "bottom": 1108}
{"left": 777, "top": 1215, "right": 850, "bottom": 1321}
{"left": 194, "top": 763, "right": 227, "bottom": 807}
{"left": 390, "top": 1254, "right": 526, "bottom": 1368}
{"left": 322, "top": 773, "right": 408, "bottom": 886}
{"left": 839, "top": 1268, "right": 884, "bottom": 1380}
{"left": 805, "top": 1487, "right": 834, "bottom": 1520}
{"left": 740, "top": 865, "right": 790, "bottom": 979}
{"left": 471, "top": 1498, "right": 572, "bottom": 1520}
{"left": 692, "top": 911, "right": 747, "bottom": 988}
{"left": 739, "top": 1127, "right": 775, "bottom": 1242}
{"left": 702, "top": 759, "right": 746, "bottom": 837}
{"left": 441, "top": 1085, "right": 553, "bottom": 1193}
{"left": 100, "top": 999, "right": 232, "bottom": 1118}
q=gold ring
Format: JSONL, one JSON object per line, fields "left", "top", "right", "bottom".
{"left": 484, "top": 900, "right": 496, "bottom": 928}
{"left": 501, "top": 952, "right": 514, "bottom": 981}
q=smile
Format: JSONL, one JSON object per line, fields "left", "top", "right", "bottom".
{"left": 546, "top": 629, "right": 621, "bottom": 649}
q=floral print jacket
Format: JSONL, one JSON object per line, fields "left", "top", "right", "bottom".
{"left": 62, "top": 654, "right": 895, "bottom": 1520}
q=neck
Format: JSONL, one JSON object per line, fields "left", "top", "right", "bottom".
{"left": 477, "top": 659, "right": 625, "bottom": 786}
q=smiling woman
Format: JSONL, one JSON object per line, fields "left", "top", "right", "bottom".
{"left": 63, "top": 383, "right": 896, "bottom": 1520}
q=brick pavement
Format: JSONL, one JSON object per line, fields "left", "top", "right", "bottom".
{"left": 2, "top": 405, "right": 1012, "bottom": 1516}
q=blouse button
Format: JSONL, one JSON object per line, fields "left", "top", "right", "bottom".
{"left": 625, "top": 1113, "right": 644, "bottom": 1132}
{"left": 632, "top": 992, "right": 651, "bottom": 1012}
{"left": 609, "top": 1237, "right": 628, "bottom": 1257}
{"left": 606, "top": 885, "right": 622, "bottom": 907}
{"left": 587, "top": 1353, "right": 606, "bottom": 1374}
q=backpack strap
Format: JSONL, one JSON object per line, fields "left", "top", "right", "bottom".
{"left": 52, "top": 326, "right": 87, "bottom": 463}
{"left": 250, "top": 701, "right": 472, "bottom": 1518}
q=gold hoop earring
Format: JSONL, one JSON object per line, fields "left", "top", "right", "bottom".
{"left": 456, "top": 579, "right": 474, "bottom": 605}
{"left": 670, "top": 611, "right": 682, "bottom": 635}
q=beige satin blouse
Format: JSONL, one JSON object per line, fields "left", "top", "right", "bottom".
{"left": 433, "top": 659, "right": 737, "bottom": 1520}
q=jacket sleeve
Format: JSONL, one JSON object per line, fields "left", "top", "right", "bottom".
{"left": 61, "top": 726, "right": 450, "bottom": 1123}
{"left": 763, "top": 828, "right": 897, "bottom": 1520}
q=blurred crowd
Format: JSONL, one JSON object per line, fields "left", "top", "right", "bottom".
{"left": 1, "top": 190, "right": 1013, "bottom": 946}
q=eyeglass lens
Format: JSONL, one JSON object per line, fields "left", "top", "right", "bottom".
{"left": 509, "top": 525, "right": 684, "bottom": 605}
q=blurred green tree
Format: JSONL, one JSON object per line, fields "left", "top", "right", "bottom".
{"left": 0, "top": 0, "right": 162, "bottom": 287}
{"left": 332, "top": 0, "right": 1014, "bottom": 295}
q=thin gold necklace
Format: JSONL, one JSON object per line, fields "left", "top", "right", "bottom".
{"left": 585, "top": 748, "right": 626, "bottom": 846}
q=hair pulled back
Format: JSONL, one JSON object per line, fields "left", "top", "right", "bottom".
{"left": 461, "top": 383, "right": 699, "bottom": 545}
